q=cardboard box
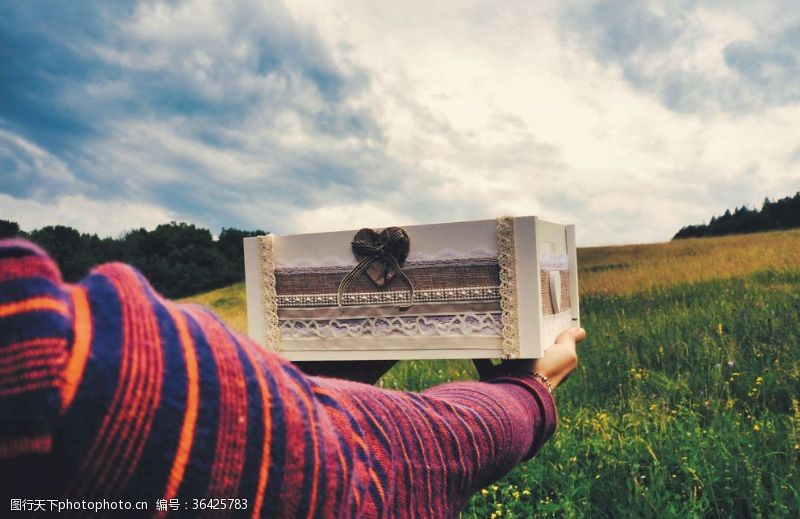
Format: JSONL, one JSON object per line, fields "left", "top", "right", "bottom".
{"left": 244, "top": 216, "right": 579, "bottom": 360}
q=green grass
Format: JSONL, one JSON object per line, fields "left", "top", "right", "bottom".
{"left": 185, "top": 235, "right": 800, "bottom": 518}
{"left": 452, "top": 272, "right": 800, "bottom": 518}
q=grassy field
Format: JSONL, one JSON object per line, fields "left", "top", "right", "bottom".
{"left": 185, "top": 229, "right": 800, "bottom": 518}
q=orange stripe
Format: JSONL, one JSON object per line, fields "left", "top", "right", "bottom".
{"left": 61, "top": 286, "right": 92, "bottom": 413}
{"left": 238, "top": 340, "right": 273, "bottom": 519}
{"left": 0, "top": 297, "right": 68, "bottom": 318}
{"left": 161, "top": 305, "right": 200, "bottom": 506}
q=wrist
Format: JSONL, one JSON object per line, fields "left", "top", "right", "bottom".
{"left": 530, "top": 372, "right": 552, "bottom": 393}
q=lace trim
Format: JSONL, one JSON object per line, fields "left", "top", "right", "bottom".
{"left": 277, "top": 286, "right": 500, "bottom": 308}
{"left": 497, "top": 216, "right": 520, "bottom": 358}
{"left": 540, "top": 253, "right": 569, "bottom": 271}
{"left": 258, "top": 235, "right": 282, "bottom": 352}
{"left": 280, "top": 312, "right": 502, "bottom": 339}
{"left": 275, "top": 247, "right": 498, "bottom": 271}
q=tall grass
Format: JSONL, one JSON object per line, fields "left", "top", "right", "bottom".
{"left": 462, "top": 274, "right": 799, "bottom": 517}
{"left": 185, "top": 229, "right": 800, "bottom": 517}
{"left": 579, "top": 228, "right": 800, "bottom": 296}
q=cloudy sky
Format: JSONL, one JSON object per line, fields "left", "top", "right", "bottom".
{"left": 2, "top": 0, "right": 798, "bottom": 245}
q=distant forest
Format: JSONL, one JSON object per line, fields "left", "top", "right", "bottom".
{"left": 673, "top": 192, "right": 800, "bottom": 240}
{"left": 0, "top": 220, "right": 265, "bottom": 298}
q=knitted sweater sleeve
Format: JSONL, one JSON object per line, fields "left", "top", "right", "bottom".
{"left": 0, "top": 239, "right": 557, "bottom": 518}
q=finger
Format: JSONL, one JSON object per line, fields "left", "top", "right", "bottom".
{"left": 555, "top": 326, "right": 586, "bottom": 346}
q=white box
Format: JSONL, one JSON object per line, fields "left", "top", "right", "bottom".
{"left": 244, "top": 216, "right": 579, "bottom": 361}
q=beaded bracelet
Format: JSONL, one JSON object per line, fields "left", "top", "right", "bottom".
{"left": 531, "top": 372, "right": 552, "bottom": 393}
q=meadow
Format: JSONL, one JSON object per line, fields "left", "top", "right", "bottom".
{"left": 186, "top": 229, "right": 800, "bottom": 518}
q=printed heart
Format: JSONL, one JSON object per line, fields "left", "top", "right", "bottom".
{"left": 352, "top": 227, "right": 410, "bottom": 287}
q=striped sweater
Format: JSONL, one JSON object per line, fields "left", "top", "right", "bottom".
{"left": 0, "top": 238, "right": 557, "bottom": 517}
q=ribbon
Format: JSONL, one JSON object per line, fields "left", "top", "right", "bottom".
{"left": 337, "top": 228, "right": 415, "bottom": 309}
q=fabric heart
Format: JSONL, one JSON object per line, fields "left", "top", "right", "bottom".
{"left": 351, "top": 227, "right": 410, "bottom": 287}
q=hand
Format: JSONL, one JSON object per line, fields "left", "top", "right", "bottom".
{"left": 473, "top": 327, "right": 586, "bottom": 391}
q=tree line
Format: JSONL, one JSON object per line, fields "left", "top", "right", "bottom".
{"left": 673, "top": 192, "right": 800, "bottom": 240}
{"left": 0, "top": 220, "right": 265, "bottom": 298}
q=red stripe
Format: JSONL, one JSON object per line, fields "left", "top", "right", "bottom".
{"left": 237, "top": 339, "right": 273, "bottom": 519}
{"left": 428, "top": 398, "right": 469, "bottom": 496}
{"left": 281, "top": 370, "right": 321, "bottom": 519}
{"left": 383, "top": 394, "right": 417, "bottom": 517}
{"left": 441, "top": 399, "right": 484, "bottom": 469}
{"left": 0, "top": 256, "right": 61, "bottom": 283}
{"left": 190, "top": 309, "right": 248, "bottom": 501}
{"left": 0, "top": 338, "right": 65, "bottom": 363}
{"left": 70, "top": 267, "right": 163, "bottom": 497}
{"left": 0, "top": 435, "right": 52, "bottom": 458}
{"left": 349, "top": 398, "right": 391, "bottom": 509}
{"left": 75, "top": 268, "right": 144, "bottom": 495}
{"left": 311, "top": 387, "right": 352, "bottom": 518}
{"left": 0, "top": 377, "right": 59, "bottom": 397}
{"left": 101, "top": 274, "right": 164, "bottom": 492}
{"left": 385, "top": 395, "right": 439, "bottom": 517}
{"left": 0, "top": 354, "right": 63, "bottom": 378}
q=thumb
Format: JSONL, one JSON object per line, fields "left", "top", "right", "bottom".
{"left": 555, "top": 326, "right": 586, "bottom": 346}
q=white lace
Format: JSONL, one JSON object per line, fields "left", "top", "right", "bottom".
{"left": 280, "top": 313, "right": 502, "bottom": 339}
{"left": 496, "top": 216, "right": 520, "bottom": 358}
{"left": 258, "top": 235, "right": 282, "bottom": 352}
{"left": 540, "top": 253, "right": 569, "bottom": 271}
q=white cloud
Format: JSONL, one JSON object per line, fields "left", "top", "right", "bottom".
{"left": 280, "top": 0, "right": 800, "bottom": 244}
{"left": 0, "top": 129, "right": 84, "bottom": 197}
{"left": 0, "top": 193, "right": 175, "bottom": 237}
{"left": 292, "top": 202, "right": 413, "bottom": 234}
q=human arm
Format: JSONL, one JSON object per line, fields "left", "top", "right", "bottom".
{"left": 0, "top": 238, "right": 581, "bottom": 517}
